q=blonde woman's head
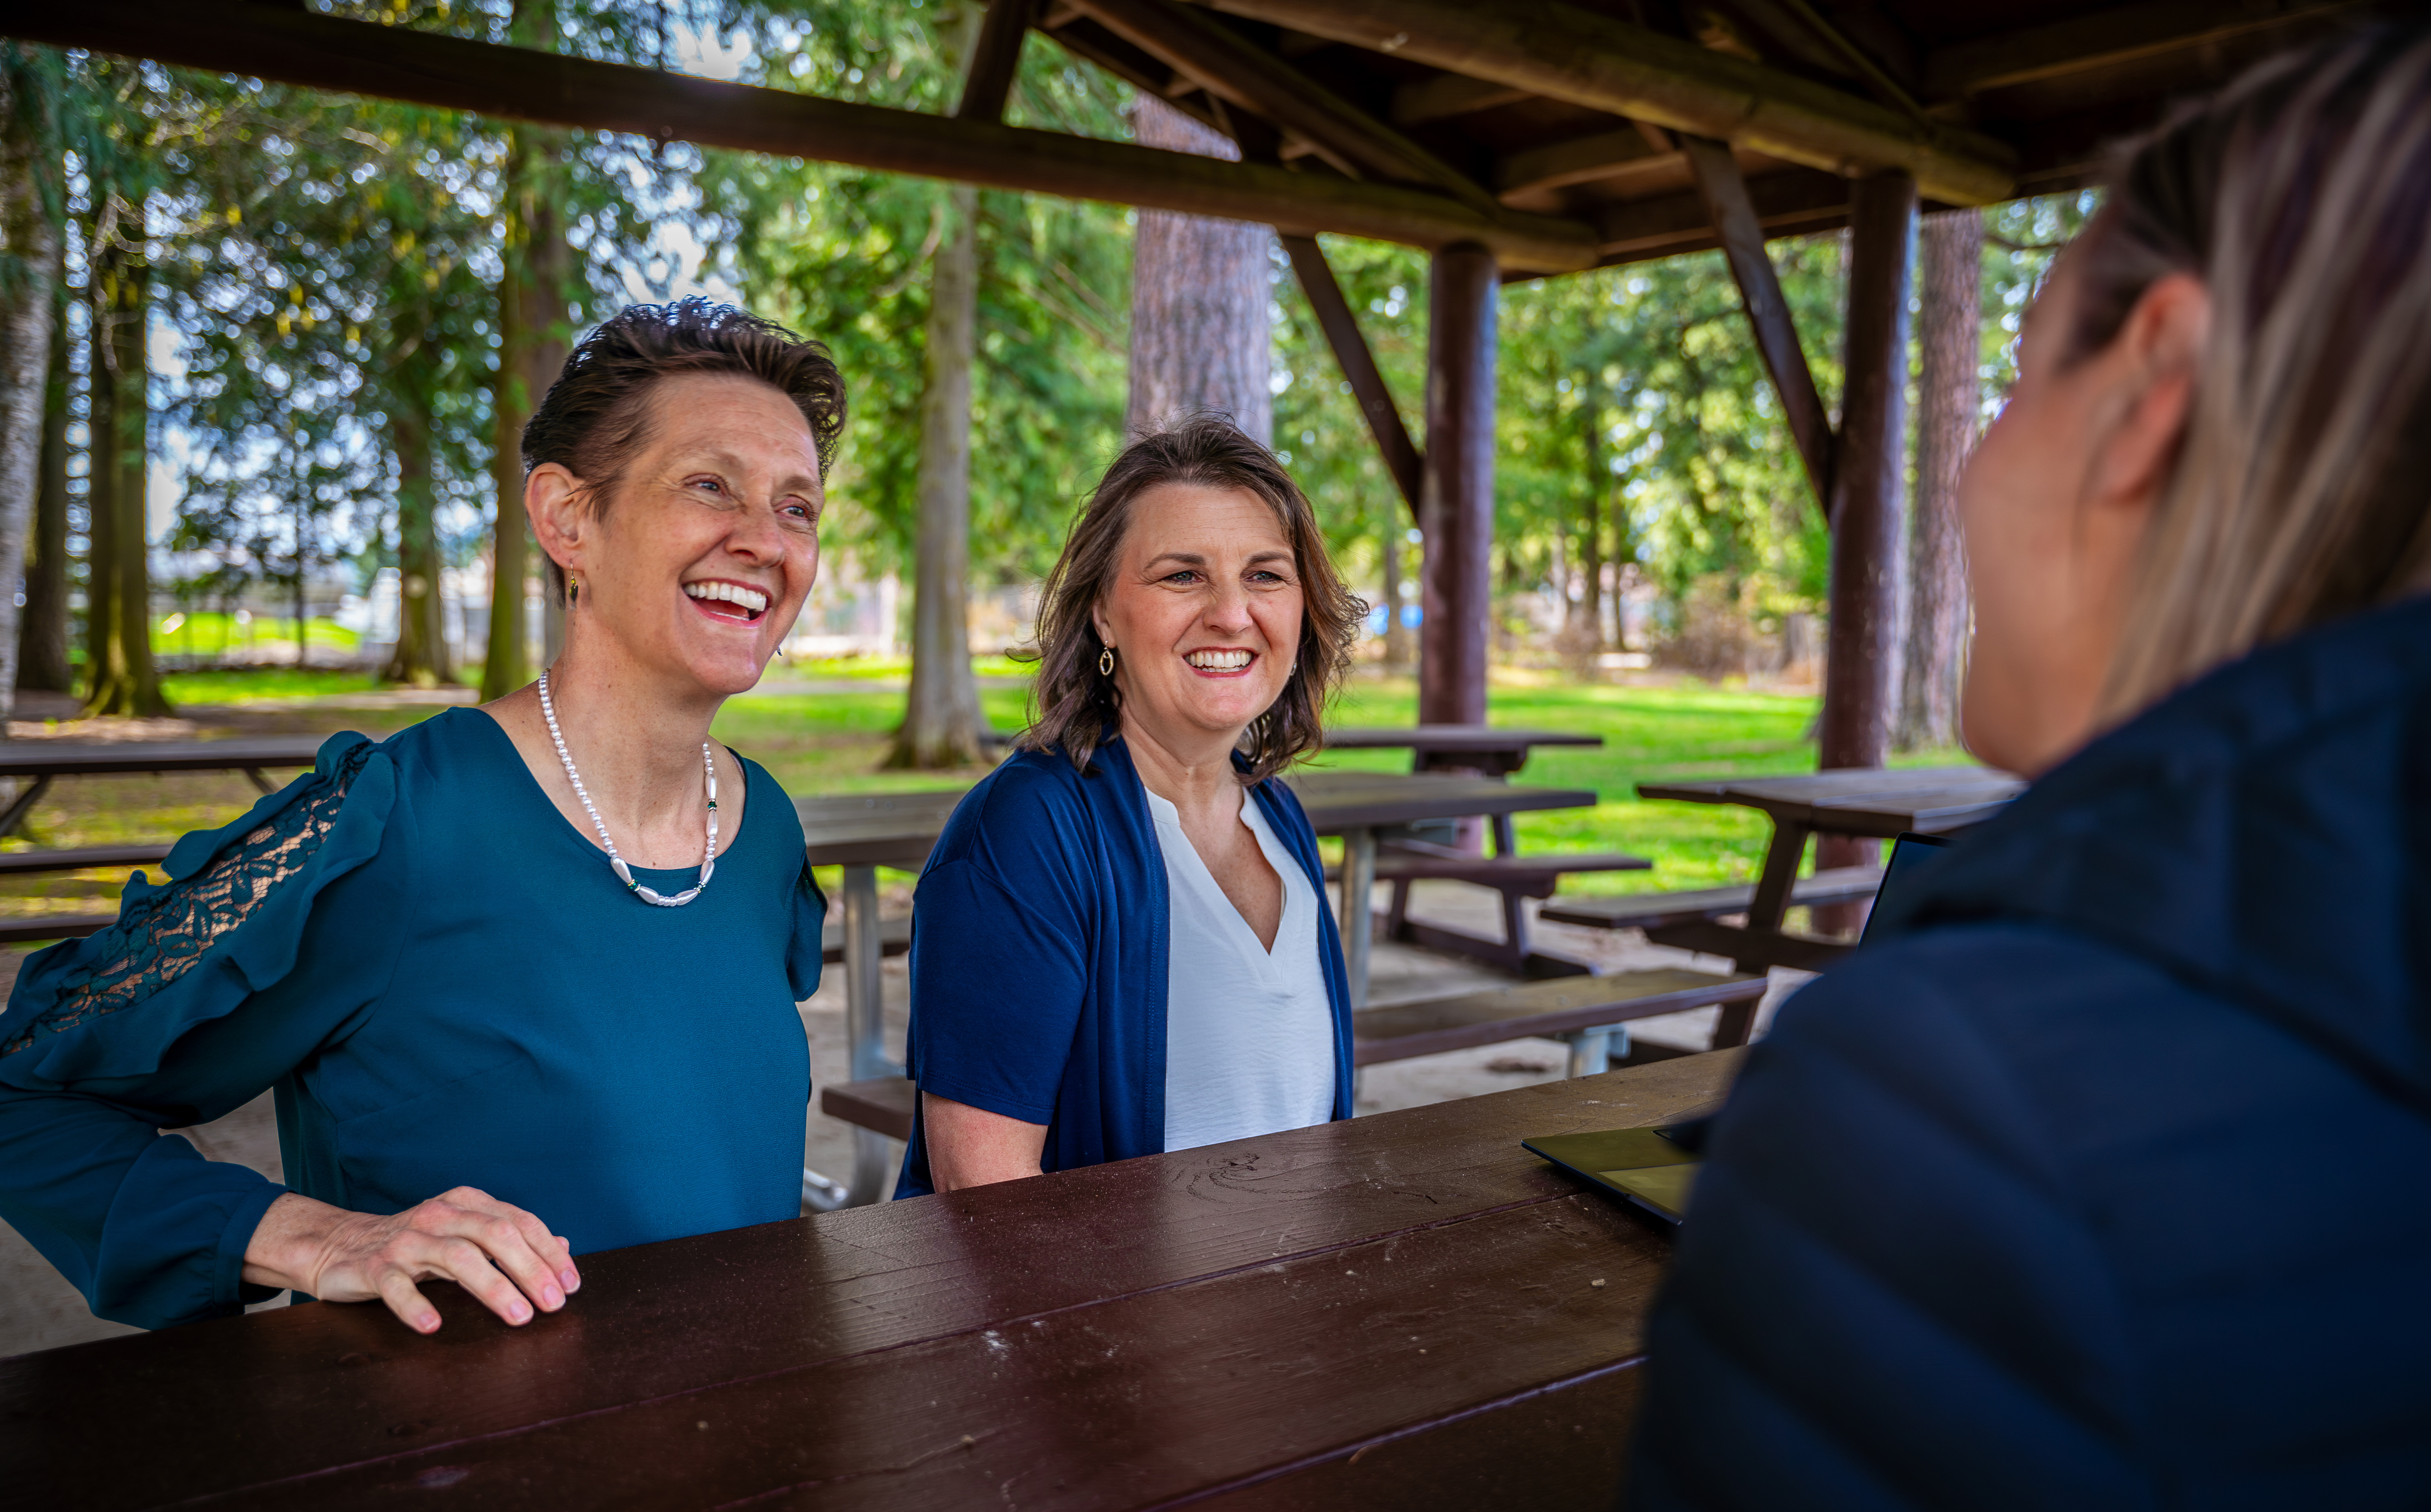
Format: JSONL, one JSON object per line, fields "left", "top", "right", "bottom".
{"left": 1962, "top": 28, "right": 2431, "bottom": 774}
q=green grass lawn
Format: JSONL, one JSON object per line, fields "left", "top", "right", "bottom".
{"left": 156, "top": 667, "right": 388, "bottom": 704}
{"left": 152, "top": 613, "right": 363, "bottom": 661}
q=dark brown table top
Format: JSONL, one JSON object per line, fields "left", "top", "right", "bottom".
{"left": 1323, "top": 726, "right": 1605, "bottom": 754}
{"left": 1285, "top": 770, "right": 1600, "bottom": 832}
{"left": 0, "top": 734, "right": 329, "bottom": 778}
{"left": 796, "top": 787, "right": 968, "bottom": 869}
{"left": 1637, "top": 765, "right": 2023, "bottom": 838}
{"left": 797, "top": 771, "right": 1601, "bottom": 871}
{"left": 0, "top": 1053, "right": 1739, "bottom": 1510}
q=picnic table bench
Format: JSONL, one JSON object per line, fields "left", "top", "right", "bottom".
{"left": 802, "top": 772, "right": 1625, "bottom": 1206}
{"left": 1539, "top": 865, "right": 1886, "bottom": 971}
{"left": 1324, "top": 724, "right": 1602, "bottom": 780}
{"left": 822, "top": 966, "right": 1766, "bottom": 1143}
{"left": 0, "top": 734, "right": 329, "bottom": 835}
{"left": 0, "top": 736, "right": 334, "bottom": 944}
{"left": 0, "top": 1051, "right": 1740, "bottom": 1510}
{"left": 1604, "top": 767, "right": 2022, "bottom": 972}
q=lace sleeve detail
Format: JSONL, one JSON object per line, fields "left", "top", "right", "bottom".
{"left": 1, "top": 736, "right": 383, "bottom": 1059}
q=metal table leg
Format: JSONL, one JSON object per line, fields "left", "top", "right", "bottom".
{"left": 0, "top": 776, "right": 51, "bottom": 840}
{"left": 1340, "top": 827, "right": 1376, "bottom": 1010}
{"left": 841, "top": 862, "right": 899, "bottom": 1207}
{"left": 1564, "top": 1023, "right": 1630, "bottom": 1079}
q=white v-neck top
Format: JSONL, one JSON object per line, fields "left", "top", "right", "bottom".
{"left": 1145, "top": 786, "right": 1337, "bottom": 1153}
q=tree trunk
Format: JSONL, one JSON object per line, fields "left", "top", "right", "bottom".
{"left": 82, "top": 214, "right": 111, "bottom": 696}
{"left": 483, "top": 0, "right": 568, "bottom": 698}
{"left": 887, "top": 180, "right": 984, "bottom": 769}
{"left": 1896, "top": 209, "right": 1981, "bottom": 752}
{"left": 291, "top": 494, "right": 308, "bottom": 666}
{"left": 385, "top": 339, "right": 450, "bottom": 686}
{"left": 886, "top": 0, "right": 986, "bottom": 771}
{"left": 1380, "top": 523, "right": 1409, "bottom": 669}
{"left": 0, "top": 46, "right": 58, "bottom": 725}
{"left": 84, "top": 193, "right": 167, "bottom": 718}
{"left": 1125, "top": 97, "right": 1271, "bottom": 442}
{"left": 20, "top": 255, "right": 68, "bottom": 692}
{"left": 1566, "top": 368, "right": 1604, "bottom": 654}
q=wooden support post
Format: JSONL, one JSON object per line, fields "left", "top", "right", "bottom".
{"left": 1278, "top": 232, "right": 1423, "bottom": 519}
{"left": 1419, "top": 241, "right": 1497, "bottom": 728}
{"left": 956, "top": 0, "right": 1033, "bottom": 123}
{"left": 1815, "top": 169, "right": 1915, "bottom": 929}
{"left": 1818, "top": 169, "right": 1915, "bottom": 771}
{"left": 1681, "top": 135, "right": 1834, "bottom": 512}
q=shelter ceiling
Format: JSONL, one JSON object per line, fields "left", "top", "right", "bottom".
{"left": 2, "top": 0, "right": 2415, "bottom": 276}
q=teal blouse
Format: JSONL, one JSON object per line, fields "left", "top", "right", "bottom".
{"left": 0, "top": 708, "right": 825, "bottom": 1330}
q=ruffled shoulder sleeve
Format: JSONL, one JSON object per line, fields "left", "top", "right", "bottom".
{"left": 0, "top": 730, "right": 399, "bottom": 1084}
{"left": 742, "top": 756, "right": 826, "bottom": 1004}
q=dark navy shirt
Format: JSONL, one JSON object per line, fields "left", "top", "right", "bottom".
{"left": 895, "top": 739, "right": 1355, "bottom": 1197}
{"left": 1630, "top": 597, "right": 2431, "bottom": 1510}
{"left": 0, "top": 708, "right": 825, "bottom": 1331}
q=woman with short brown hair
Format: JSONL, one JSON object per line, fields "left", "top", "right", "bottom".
{"left": 898, "top": 415, "right": 1365, "bottom": 1196}
{"left": 0, "top": 298, "right": 841, "bottom": 1337}
{"left": 1631, "top": 30, "right": 2431, "bottom": 1508}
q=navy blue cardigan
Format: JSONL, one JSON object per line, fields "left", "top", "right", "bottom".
{"left": 1628, "top": 597, "right": 2431, "bottom": 1509}
{"left": 895, "top": 739, "right": 1356, "bottom": 1198}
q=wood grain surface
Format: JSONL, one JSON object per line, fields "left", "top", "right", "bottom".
{"left": 0, "top": 1053, "right": 1738, "bottom": 1510}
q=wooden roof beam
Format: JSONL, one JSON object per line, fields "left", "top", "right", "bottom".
{"left": 1922, "top": 0, "right": 2369, "bottom": 100}
{"left": 4, "top": 0, "right": 1600, "bottom": 272}
{"left": 1496, "top": 128, "right": 1668, "bottom": 201}
{"left": 1682, "top": 135, "right": 1833, "bottom": 511}
{"left": 956, "top": 0, "right": 1034, "bottom": 124}
{"left": 1278, "top": 234, "right": 1424, "bottom": 519}
{"left": 1187, "top": 0, "right": 2016, "bottom": 205}
{"left": 1391, "top": 74, "right": 1532, "bottom": 128}
{"left": 1060, "top": 0, "right": 1505, "bottom": 219}
{"left": 1590, "top": 168, "right": 1847, "bottom": 265}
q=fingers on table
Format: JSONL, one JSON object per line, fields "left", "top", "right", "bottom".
{"left": 369, "top": 1190, "right": 572, "bottom": 1332}
{"left": 440, "top": 1186, "right": 581, "bottom": 1297}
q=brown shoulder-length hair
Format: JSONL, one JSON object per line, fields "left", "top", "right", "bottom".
{"left": 2069, "top": 26, "right": 2431, "bottom": 722}
{"left": 1018, "top": 415, "right": 1366, "bottom": 781}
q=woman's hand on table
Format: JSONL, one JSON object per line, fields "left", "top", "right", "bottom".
{"left": 923, "top": 1092, "right": 1049, "bottom": 1191}
{"left": 242, "top": 1188, "right": 581, "bottom": 1334}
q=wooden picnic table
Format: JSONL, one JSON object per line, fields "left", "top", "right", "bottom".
{"left": 0, "top": 734, "right": 328, "bottom": 836}
{"left": 0, "top": 1050, "right": 1738, "bottom": 1511}
{"left": 1324, "top": 724, "right": 1603, "bottom": 778}
{"left": 796, "top": 789, "right": 968, "bottom": 1205}
{"left": 794, "top": 775, "right": 1602, "bottom": 1204}
{"left": 1288, "top": 770, "right": 1602, "bottom": 994}
{"left": 0, "top": 735, "right": 335, "bottom": 944}
{"left": 1628, "top": 766, "right": 2023, "bottom": 971}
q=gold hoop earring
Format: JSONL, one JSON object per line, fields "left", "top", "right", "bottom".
{"left": 1099, "top": 646, "right": 1116, "bottom": 676}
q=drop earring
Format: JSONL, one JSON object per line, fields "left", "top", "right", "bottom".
{"left": 1099, "top": 646, "right": 1117, "bottom": 676}
{"left": 568, "top": 576, "right": 580, "bottom": 604}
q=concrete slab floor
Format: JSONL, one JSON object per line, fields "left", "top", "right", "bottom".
{"left": 0, "top": 878, "right": 1814, "bottom": 1358}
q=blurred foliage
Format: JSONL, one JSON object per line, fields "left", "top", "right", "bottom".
{"left": 693, "top": 0, "right": 1133, "bottom": 589}
{"left": 45, "top": 0, "right": 2095, "bottom": 671}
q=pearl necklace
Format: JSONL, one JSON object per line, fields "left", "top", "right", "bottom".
{"left": 537, "top": 668, "right": 717, "bottom": 908}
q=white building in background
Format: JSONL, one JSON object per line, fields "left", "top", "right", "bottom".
{"left": 782, "top": 552, "right": 900, "bottom": 660}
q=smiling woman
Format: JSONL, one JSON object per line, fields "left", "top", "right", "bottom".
{"left": 0, "top": 299, "right": 845, "bottom": 1338}
{"left": 896, "top": 415, "right": 1367, "bottom": 1197}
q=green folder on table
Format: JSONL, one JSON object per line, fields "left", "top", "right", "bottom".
{"left": 1523, "top": 1125, "right": 1703, "bottom": 1225}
